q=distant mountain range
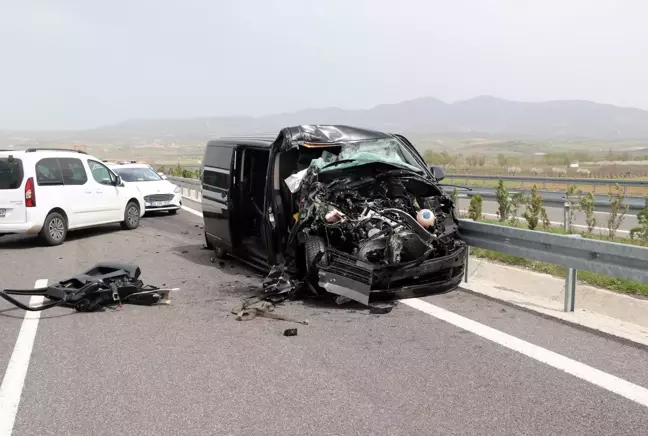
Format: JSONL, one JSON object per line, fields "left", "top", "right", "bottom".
{"left": 90, "top": 96, "right": 648, "bottom": 140}
{"left": 6, "top": 96, "right": 648, "bottom": 146}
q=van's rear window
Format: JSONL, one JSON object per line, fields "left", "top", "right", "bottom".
{"left": 0, "top": 158, "right": 24, "bottom": 190}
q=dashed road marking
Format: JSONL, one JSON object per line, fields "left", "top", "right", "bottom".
{"left": 0, "top": 279, "right": 48, "bottom": 436}
{"left": 402, "top": 298, "right": 648, "bottom": 408}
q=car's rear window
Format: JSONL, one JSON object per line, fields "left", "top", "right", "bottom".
{"left": 0, "top": 157, "right": 24, "bottom": 190}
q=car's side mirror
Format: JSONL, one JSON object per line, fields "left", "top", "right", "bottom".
{"left": 114, "top": 175, "right": 124, "bottom": 186}
{"left": 158, "top": 172, "right": 168, "bottom": 180}
{"left": 429, "top": 165, "right": 446, "bottom": 181}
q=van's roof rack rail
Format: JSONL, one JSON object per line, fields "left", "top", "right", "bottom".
{"left": 25, "top": 148, "right": 87, "bottom": 154}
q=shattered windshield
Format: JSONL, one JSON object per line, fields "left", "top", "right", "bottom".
{"left": 320, "top": 138, "right": 423, "bottom": 173}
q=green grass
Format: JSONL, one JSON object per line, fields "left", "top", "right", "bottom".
{"left": 470, "top": 218, "right": 648, "bottom": 298}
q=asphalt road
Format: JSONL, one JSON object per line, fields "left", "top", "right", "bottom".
{"left": 457, "top": 198, "right": 638, "bottom": 234}
{"left": 1, "top": 203, "right": 648, "bottom": 435}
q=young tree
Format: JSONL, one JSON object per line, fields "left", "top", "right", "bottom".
{"left": 497, "top": 154, "right": 508, "bottom": 167}
{"left": 495, "top": 180, "right": 510, "bottom": 222}
{"left": 522, "top": 185, "right": 546, "bottom": 230}
{"left": 508, "top": 192, "right": 525, "bottom": 226}
{"left": 565, "top": 184, "right": 582, "bottom": 234}
{"left": 607, "top": 184, "right": 628, "bottom": 239}
{"left": 630, "top": 196, "right": 648, "bottom": 242}
{"left": 468, "top": 195, "right": 483, "bottom": 221}
{"left": 579, "top": 192, "right": 597, "bottom": 235}
{"left": 450, "top": 188, "right": 459, "bottom": 205}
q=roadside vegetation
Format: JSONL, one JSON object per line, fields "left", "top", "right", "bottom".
{"left": 468, "top": 182, "right": 648, "bottom": 297}
{"left": 157, "top": 164, "right": 200, "bottom": 179}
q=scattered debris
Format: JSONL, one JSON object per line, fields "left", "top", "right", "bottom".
{"left": 0, "top": 263, "right": 177, "bottom": 312}
{"left": 283, "top": 328, "right": 298, "bottom": 337}
{"left": 369, "top": 303, "right": 394, "bottom": 314}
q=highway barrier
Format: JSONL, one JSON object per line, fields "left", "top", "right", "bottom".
{"left": 169, "top": 176, "right": 648, "bottom": 312}
{"left": 448, "top": 174, "right": 648, "bottom": 188}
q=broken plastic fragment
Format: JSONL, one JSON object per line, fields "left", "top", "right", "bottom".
{"left": 284, "top": 168, "right": 308, "bottom": 193}
{"left": 325, "top": 209, "right": 345, "bottom": 223}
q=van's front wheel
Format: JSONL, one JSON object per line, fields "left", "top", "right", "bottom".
{"left": 40, "top": 212, "right": 67, "bottom": 246}
{"left": 121, "top": 201, "right": 140, "bottom": 230}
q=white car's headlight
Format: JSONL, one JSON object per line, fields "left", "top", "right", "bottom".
{"left": 174, "top": 186, "right": 181, "bottom": 194}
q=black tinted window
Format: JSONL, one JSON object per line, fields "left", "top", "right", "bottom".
{"left": 59, "top": 158, "right": 88, "bottom": 185}
{"left": 36, "top": 158, "right": 63, "bottom": 186}
{"left": 0, "top": 158, "right": 23, "bottom": 190}
{"left": 204, "top": 145, "right": 233, "bottom": 170}
{"left": 203, "top": 169, "right": 229, "bottom": 190}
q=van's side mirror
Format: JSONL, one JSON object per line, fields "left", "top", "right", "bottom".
{"left": 114, "top": 175, "right": 124, "bottom": 186}
{"left": 429, "top": 165, "right": 446, "bottom": 181}
{"left": 158, "top": 172, "right": 168, "bottom": 180}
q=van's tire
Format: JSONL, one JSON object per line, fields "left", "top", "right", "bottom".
{"left": 120, "top": 201, "right": 140, "bottom": 230}
{"left": 168, "top": 209, "right": 178, "bottom": 215}
{"left": 40, "top": 212, "right": 67, "bottom": 246}
{"left": 305, "top": 236, "right": 327, "bottom": 275}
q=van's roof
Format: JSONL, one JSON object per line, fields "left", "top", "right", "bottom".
{"left": 206, "top": 125, "right": 392, "bottom": 148}
{"left": 0, "top": 148, "right": 90, "bottom": 158}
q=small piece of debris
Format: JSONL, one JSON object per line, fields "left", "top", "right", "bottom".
{"left": 369, "top": 303, "right": 393, "bottom": 314}
{"left": 181, "top": 230, "right": 189, "bottom": 235}
{"left": 219, "top": 261, "right": 226, "bottom": 267}
{"left": 335, "top": 296, "right": 352, "bottom": 306}
{"left": 194, "top": 224, "right": 199, "bottom": 228}
{"left": 181, "top": 250, "right": 189, "bottom": 254}
{"left": 210, "top": 257, "right": 216, "bottom": 263}
{"left": 283, "top": 328, "right": 298, "bottom": 337}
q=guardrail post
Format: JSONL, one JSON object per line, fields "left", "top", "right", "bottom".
{"left": 464, "top": 246, "right": 470, "bottom": 283}
{"left": 563, "top": 200, "right": 570, "bottom": 232}
{"left": 564, "top": 268, "right": 577, "bottom": 312}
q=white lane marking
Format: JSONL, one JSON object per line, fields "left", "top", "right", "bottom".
{"left": 181, "top": 205, "right": 203, "bottom": 217}
{"left": 459, "top": 210, "right": 630, "bottom": 235}
{"left": 401, "top": 298, "right": 648, "bottom": 408}
{"left": 0, "top": 279, "right": 47, "bottom": 436}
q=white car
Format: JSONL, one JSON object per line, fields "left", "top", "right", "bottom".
{"left": 107, "top": 163, "right": 182, "bottom": 214}
{"left": 0, "top": 148, "right": 145, "bottom": 246}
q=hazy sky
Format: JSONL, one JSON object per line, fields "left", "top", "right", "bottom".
{"left": 1, "top": 0, "right": 647, "bottom": 130}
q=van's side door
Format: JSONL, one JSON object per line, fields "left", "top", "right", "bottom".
{"left": 86, "top": 159, "right": 122, "bottom": 221}
{"left": 202, "top": 144, "right": 234, "bottom": 251}
{"left": 57, "top": 157, "right": 95, "bottom": 228}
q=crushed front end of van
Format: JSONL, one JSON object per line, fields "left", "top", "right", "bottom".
{"left": 264, "top": 125, "right": 466, "bottom": 306}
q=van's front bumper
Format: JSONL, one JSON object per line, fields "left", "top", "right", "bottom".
{"left": 316, "top": 243, "right": 467, "bottom": 305}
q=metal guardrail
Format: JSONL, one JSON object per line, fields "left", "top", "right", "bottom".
{"left": 458, "top": 219, "right": 648, "bottom": 312}
{"left": 454, "top": 187, "right": 644, "bottom": 213}
{"left": 448, "top": 174, "right": 648, "bottom": 188}
{"left": 167, "top": 176, "right": 648, "bottom": 313}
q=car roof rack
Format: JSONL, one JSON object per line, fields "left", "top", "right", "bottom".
{"left": 24, "top": 148, "right": 87, "bottom": 154}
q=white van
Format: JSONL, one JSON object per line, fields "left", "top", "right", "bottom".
{"left": 0, "top": 148, "right": 145, "bottom": 245}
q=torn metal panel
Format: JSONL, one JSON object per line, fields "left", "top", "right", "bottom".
{"left": 317, "top": 270, "right": 371, "bottom": 306}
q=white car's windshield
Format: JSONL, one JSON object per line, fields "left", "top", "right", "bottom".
{"left": 112, "top": 167, "right": 162, "bottom": 182}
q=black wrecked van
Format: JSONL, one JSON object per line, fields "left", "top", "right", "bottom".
{"left": 201, "top": 125, "right": 466, "bottom": 305}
